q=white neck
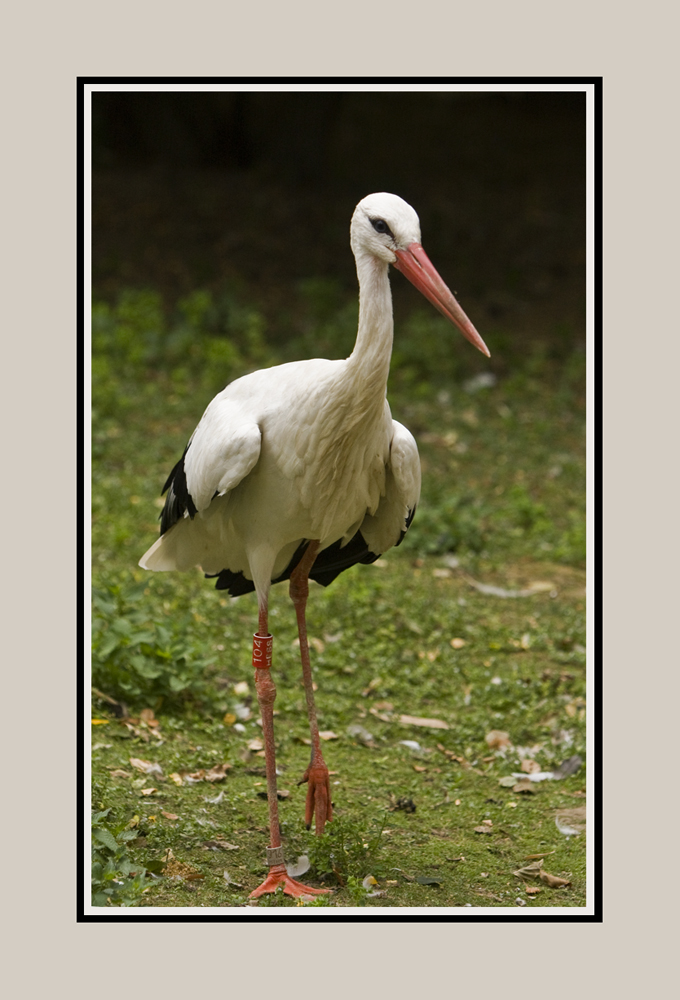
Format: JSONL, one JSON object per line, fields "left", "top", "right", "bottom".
{"left": 346, "top": 250, "right": 394, "bottom": 399}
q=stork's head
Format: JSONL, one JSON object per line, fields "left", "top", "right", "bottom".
{"left": 351, "top": 192, "right": 422, "bottom": 264}
{"left": 351, "top": 192, "right": 490, "bottom": 358}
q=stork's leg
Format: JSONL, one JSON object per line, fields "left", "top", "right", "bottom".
{"left": 290, "top": 540, "right": 333, "bottom": 835}
{"left": 248, "top": 594, "right": 330, "bottom": 899}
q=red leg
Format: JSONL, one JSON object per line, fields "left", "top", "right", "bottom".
{"left": 248, "top": 595, "right": 331, "bottom": 899}
{"left": 290, "top": 540, "right": 333, "bottom": 835}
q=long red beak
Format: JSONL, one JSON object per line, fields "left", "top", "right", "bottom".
{"left": 393, "top": 242, "right": 490, "bottom": 357}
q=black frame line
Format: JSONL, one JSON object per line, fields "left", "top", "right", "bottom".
{"left": 79, "top": 75, "right": 602, "bottom": 923}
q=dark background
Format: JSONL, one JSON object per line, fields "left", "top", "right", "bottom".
{"left": 92, "top": 90, "right": 586, "bottom": 358}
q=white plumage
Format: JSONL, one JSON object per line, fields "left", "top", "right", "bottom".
{"left": 139, "top": 361, "right": 418, "bottom": 589}
{"left": 138, "top": 192, "right": 489, "bottom": 899}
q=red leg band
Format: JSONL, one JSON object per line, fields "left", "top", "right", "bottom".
{"left": 252, "top": 633, "right": 273, "bottom": 669}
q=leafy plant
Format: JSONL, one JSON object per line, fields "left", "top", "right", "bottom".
{"left": 404, "top": 491, "right": 486, "bottom": 555}
{"left": 345, "top": 876, "right": 373, "bottom": 906}
{"left": 306, "top": 813, "right": 386, "bottom": 885}
{"left": 92, "top": 579, "right": 215, "bottom": 707}
{"left": 91, "top": 810, "right": 147, "bottom": 907}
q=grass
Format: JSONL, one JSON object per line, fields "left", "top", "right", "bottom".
{"left": 90, "top": 286, "right": 587, "bottom": 910}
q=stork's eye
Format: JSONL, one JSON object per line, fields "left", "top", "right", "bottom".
{"left": 371, "top": 218, "right": 393, "bottom": 237}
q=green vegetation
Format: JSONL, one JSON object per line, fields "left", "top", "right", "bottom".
{"left": 91, "top": 285, "right": 587, "bottom": 909}
{"left": 91, "top": 809, "right": 148, "bottom": 907}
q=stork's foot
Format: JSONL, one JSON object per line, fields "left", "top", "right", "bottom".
{"left": 249, "top": 863, "right": 331, "bottom": 899}
{"left": 299, "top": 761, "right": 333, "bottom": 834}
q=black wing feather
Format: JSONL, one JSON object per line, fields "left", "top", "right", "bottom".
{"left": 159, "top": 444, "right": 198, "bottom": 535}
{"left": 396, "top": 505, "right": 417, "bottom": 546}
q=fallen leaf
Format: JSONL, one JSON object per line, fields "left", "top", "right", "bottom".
{"left": 555, "top": 805, "right": 586, "bottom": 836}
{"left": 450, "top": 637, "right": 466, "bottom": 648}
{"left": 203, "top": 839, "right": 240, "bottom": 851}
{"left": 369, "top": 707, "right": 393, "bottom": 722}
{"left": 184, "top": 770, "right": 207, "bottom": 783}
{"left": 498, "top": 775, "right": 517, "bottom": 787}
{"left": 140, "top": 787, "right": 156, "bottom": 796}
{"left": 525, "top": 885, "right": 542, "bottom": 895}
{"left": 108, "top": 769, "right": 130, "bottom": 779}
{"left": 486, "top": 730, "right": 511, "bottom": 750}
{"left": 413, "top": 765, "right": 428, "bottom": 772}
{"left": 129, "top": 757, "right": 164, "bottom": 777}
{"left": 514, "top": 860, "right": 543, "bottom": 879}
{"left": 139, "top": 708, "right": 160, "bottom": 727}
{"left": 161, "top": 810, "right": 179, "bottom": 820}
{"left": 319, "top": 730, "right": 338, "bottom": 741}
{"left": 540, "top": 871, "right": 572, "bottom": 888}
{"left": 204, "top": 762, "right": 232, "bottom": 782}
{"left": 247, "top": 738, "right": 264, "bottom": 751}
{"left": 120, "top": 720, "right": 149, "bottom": 741}
{"left": 474, "top": 825, "right": 494, "bottom": 834}
{"left": 91, "top": 719, "right": 110, "bottom": 725}
{"left": 513, "top": 779, "right": 536, "bottom": 794}
{"left": 168, "top": 772, "right": 183, "bottom": 786}
{"left": 521, "top": 759, "right": 541, "bottom": 774}
{"left": 400, "top": 714, "right": 449, "bottom": 730}
{"left": 233, "top": 681, "right": 250, "bottom": 696}
{"left": 223, "top": 713, "right": 237, "bottom": 726}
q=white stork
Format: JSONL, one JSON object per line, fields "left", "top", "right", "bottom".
{"left": 139, "top": 192, "right": 490, "bottom": 898}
